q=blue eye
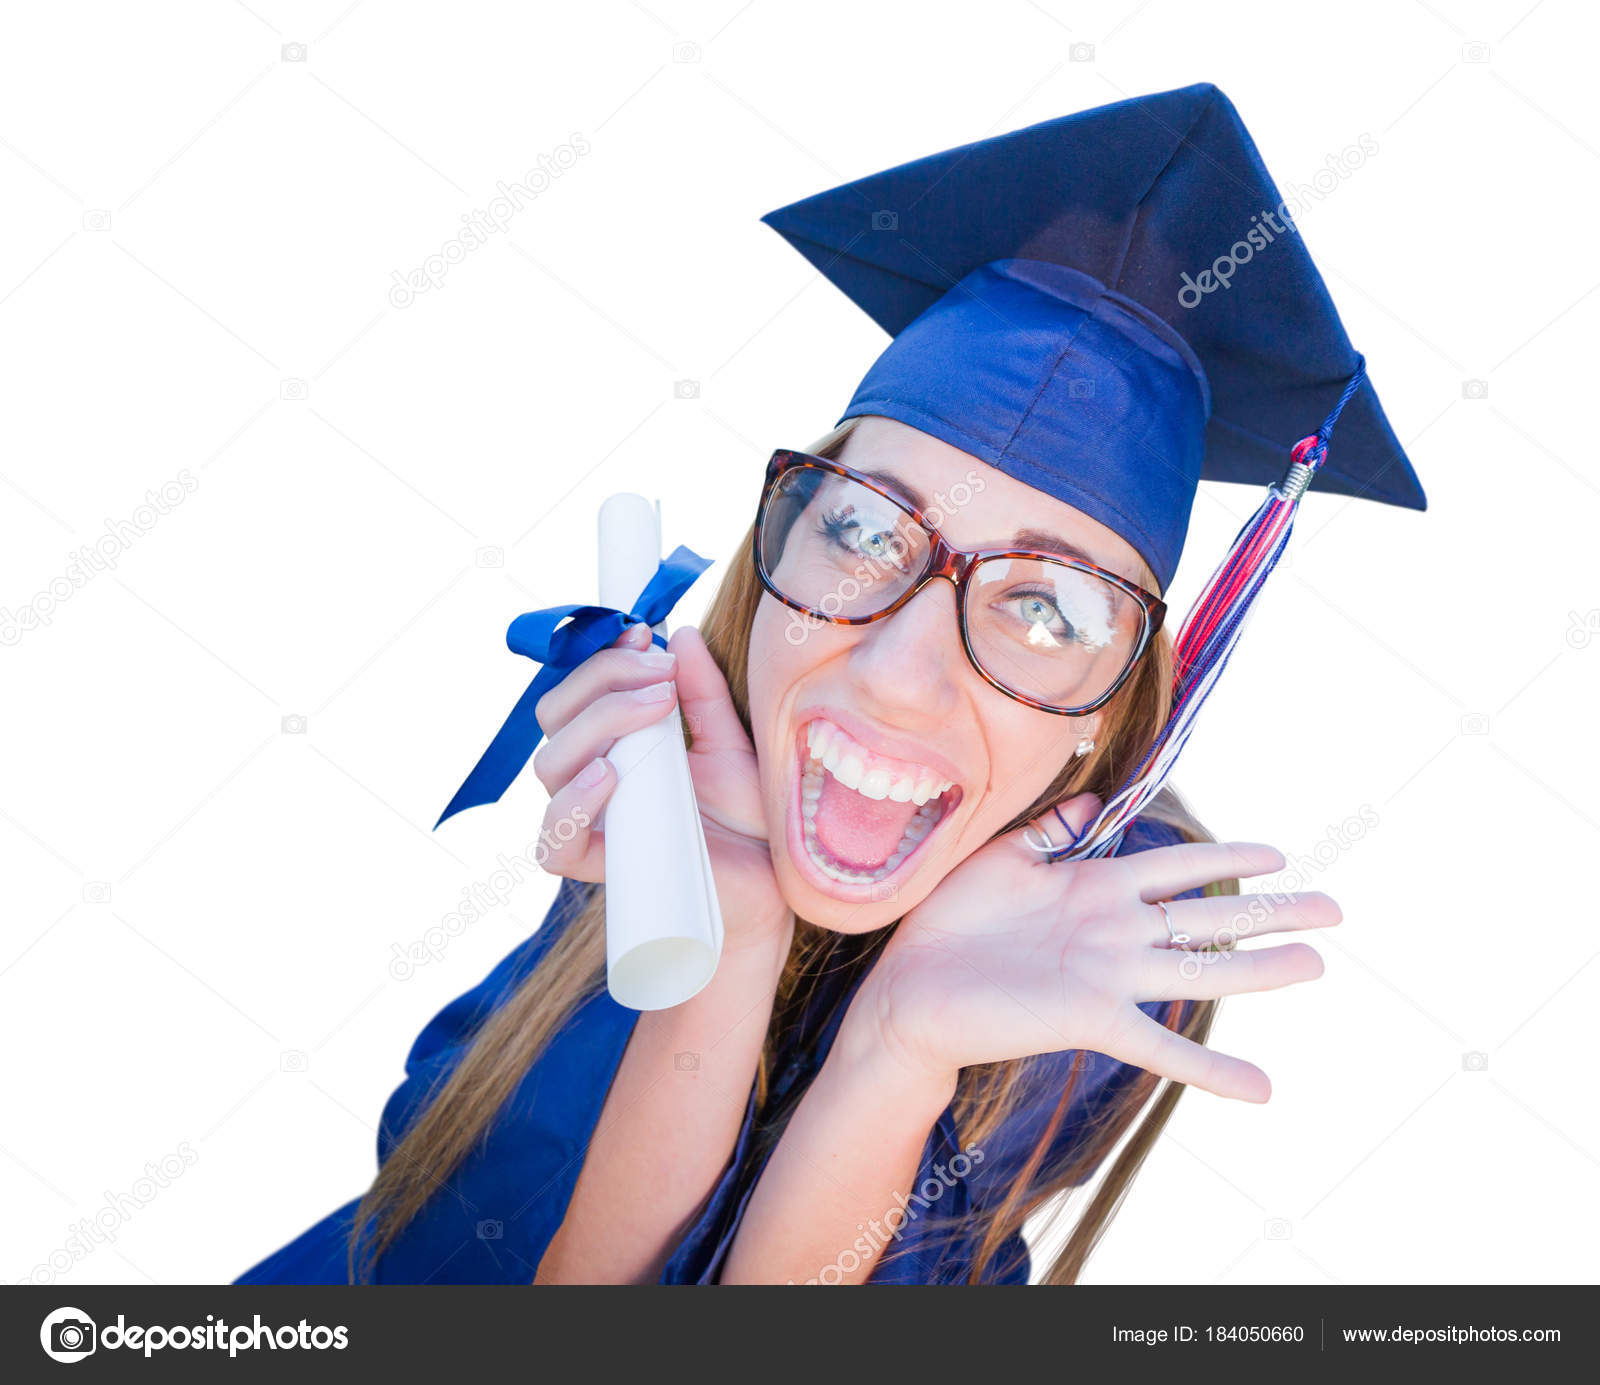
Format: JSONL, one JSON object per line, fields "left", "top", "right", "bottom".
{"left": 817, "top": 508, "right": 906, "bottom": 566}
{"left": 1002, "top": 587, "right": 1076, "bottom": 643}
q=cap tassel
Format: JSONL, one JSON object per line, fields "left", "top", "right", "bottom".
{"left": 1050, "top": 361, "right": 1367, "bottom": 862}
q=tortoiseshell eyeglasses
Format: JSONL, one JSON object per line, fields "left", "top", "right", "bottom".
{"left": 753, "top": 449, "right": 1166, "bottom": 715}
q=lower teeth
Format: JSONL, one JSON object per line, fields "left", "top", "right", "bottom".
{"left": 799, "top": 755, "right": 946, "bottom": 884}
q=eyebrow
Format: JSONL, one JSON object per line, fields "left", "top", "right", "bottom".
{"left": 854, "top": 468, "right": 1101, "bottom": 566}
{"left": 1011, "top": 528, "right": 1099, "bottom": 565}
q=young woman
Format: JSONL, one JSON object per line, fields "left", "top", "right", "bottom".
{"left": 236, "top": 83, "right": 1418, "bottom": 1286}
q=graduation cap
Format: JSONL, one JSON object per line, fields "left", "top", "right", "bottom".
{"left": 760, "top": 82, "right": 1425, "bottom": 859}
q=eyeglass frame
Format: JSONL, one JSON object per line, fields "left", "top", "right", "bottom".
{"left": 752, "top": 448, "right": 1168, "bottom": 717}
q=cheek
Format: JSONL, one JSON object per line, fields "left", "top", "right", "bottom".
{"left": 747, "top": 598, "right": 863, "bottom": 796}
{"left": 968, "top": 707, "right": 1070, "bottom": 825}
{"left": 747, "top": 598, "right": 818, "bottom": 766}
{"left": 745, "top": 600, "right": 787, "bottom": 747}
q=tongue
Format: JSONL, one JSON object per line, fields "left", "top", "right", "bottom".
{"left": 812, "top": 773, "right": 920, "bottom": 869}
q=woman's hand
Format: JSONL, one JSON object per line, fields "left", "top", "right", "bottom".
{"left": 842, "top": 794, "right": 1339, "bottom": 1102}
{"left": 527, "top": 622, "right": 792, "bottom": 957}
{"left": 530, "top": 623, "right": 793, "bottom": 1283}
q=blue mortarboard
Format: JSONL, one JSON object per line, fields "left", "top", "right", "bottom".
{"left": 760, "top": 81, "right": 1424, "bottom": 591}
{"left": 760, "top": 82, "right": 1426, "bottom": 860}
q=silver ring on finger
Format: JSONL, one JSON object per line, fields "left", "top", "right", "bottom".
{"left": 1156, "top": 899, "right": 1191, "bottom": 947}
{"left": 1022, "top": 822, "right": 1058, "bottom": 855}
{"left": 1023, "top": 805, "right": 1083, "bottom": 863}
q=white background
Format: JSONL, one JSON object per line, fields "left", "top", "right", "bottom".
{"left": 2, "top": 0, "right": 1596, "bottom": 1287}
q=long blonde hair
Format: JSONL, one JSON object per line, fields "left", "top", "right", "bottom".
{"left": 349, "top": 418, "right": 1234, "bottom": 1284}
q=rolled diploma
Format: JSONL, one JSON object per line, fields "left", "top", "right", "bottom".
{"left": 597, "top": 493, "right": 724, "bottom": 1010}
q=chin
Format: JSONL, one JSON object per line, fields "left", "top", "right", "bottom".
{"left": 765, "top": 710, "right": 969, "bottom": 931}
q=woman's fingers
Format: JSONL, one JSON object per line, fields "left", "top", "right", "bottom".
{"left": 1108, "top": 1009, "right": 1272, "bottom": 1103}
{"left": 533, "top": 624, "right": 674, "bottom": 736}
{"left": 1127, "top": 840, "right": 1286, "bottom": 900}
{"left": 1146, "top": 891, "right": 1342, "bottom": 948}
{"left": 669, "top": 626, "right": 753, "bottom": 758}
{"left": 534, "top": 755, "right": 618, "bottom": 883}
{"left": 530, "top": 680, "right": 679, "bottom": 791}
{"left": 1136, "top": 939, "right": 1325, "bottom": 1001}
{"left": 1014, "top": 791, "right": 1103, "bottom": 863}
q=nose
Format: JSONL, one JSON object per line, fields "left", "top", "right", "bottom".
{"left": 844, "top": 576, "right": 964, "bottom": 725}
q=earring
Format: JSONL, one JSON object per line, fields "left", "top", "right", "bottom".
{"left": 1074, "top": 735, "right": 1095, "bottom": 758}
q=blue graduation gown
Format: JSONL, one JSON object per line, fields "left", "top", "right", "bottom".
{"left": 234, "top": 817, "right": 1197, "bottom": 1285}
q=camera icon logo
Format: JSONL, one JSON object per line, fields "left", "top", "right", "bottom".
{"left": 1461, "top": 41, "right": 1490, "bottom": 63}
{"left": 1459, "top": 713, "right": 1489, "bottom": 736}
{"left": 82, "top": 881, "right": 111, "bottom": 904}
{"left": 477, "top": 1219, "right": 503, "bottom": 1240}
{"left": 1461, "top": 378, "right": 1488, "bottom": 400}
{"left": 869, "top": 881, "right": 898, "bottom": 903}
{"left": 674, "top": 1051, "right": 700, "bottom": 1071}
{"left": 280, "top": 1050, "right": 309, "bottom": 1072}
{"left": 1067, "top": 378, "right": 1095, "bottom": 400}
{"left": 282, "top": 42, "right": 308, "bottom": 62}
{"left": 82, "top": 210, "right": 112, "bottom": 232}
{"left": 673, "top": 379, "right": 700, "bottom": 399}
{"left": 281, "top": 714, "right": 308, "bottom": 735}
{"left": 40, "top": 1306, "right": 97, "bottom": 1362}
{"left": 280, "top": 378, "right": 309, "bottom": 401}
{"left": 475, "top": 546, "right": 504, "bottom": 568}
{"left": 871, "top": 210, "right": 898, "bottom": 231}
{"left": 673, "top": 41, "right": 701, "bottom": 63}
{"left": 1462, "top": 1051, "right": 1489, "bottom": 1072}
{"left": 1070, "top": 42, "right": 1095, "bottom": 62}
{"left": 1263, "top": 1217, "right": 1292, "bottom": 1241}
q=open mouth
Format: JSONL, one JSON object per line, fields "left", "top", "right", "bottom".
{"left": 792, "top": 716, "right": 962, "bottom": 888}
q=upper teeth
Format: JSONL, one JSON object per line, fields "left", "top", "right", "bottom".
{"left": 805, "top": 719, "right": 953, "bottom": 804}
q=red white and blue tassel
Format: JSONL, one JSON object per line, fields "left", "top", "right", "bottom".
{"left": 1046, "top": 360, "right": 1368, "bottom": 863}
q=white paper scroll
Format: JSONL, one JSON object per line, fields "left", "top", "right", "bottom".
{"left": 597, "top": 494, "right": 724, "bottom": 1010}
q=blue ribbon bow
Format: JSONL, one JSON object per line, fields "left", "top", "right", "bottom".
{"left": 435, "top": 544, "right": 713, "bottom": 828}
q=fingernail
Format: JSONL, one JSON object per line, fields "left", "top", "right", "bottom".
{"left": 574, "top": 757, "right": 608, "bottom": 788}
{"left": 638, "top": 649, "right": 675, "bottom": 670}
{"left": 623, "top": 623, "right": 652, "bottom": 647}
{"left": 634, "top": 680, "right": 675, "bottom": 702}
